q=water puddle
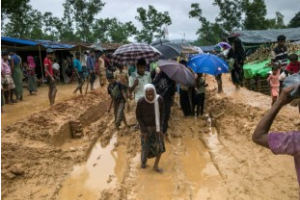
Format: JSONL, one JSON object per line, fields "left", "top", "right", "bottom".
{"left": 57, "top": 133, "right": 126, "bottom": 200}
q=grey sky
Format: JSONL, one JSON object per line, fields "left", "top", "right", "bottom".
{"left": 29, "top": 0, "right": 299, "bottom": 40}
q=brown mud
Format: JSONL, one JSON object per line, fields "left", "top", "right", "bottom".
{"left": 1, "top": 75, "right": 299, "bottom": 200}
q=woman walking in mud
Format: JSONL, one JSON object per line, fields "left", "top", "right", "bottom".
{"left": 136, "top": 84, "right": 165, "bottom": 173}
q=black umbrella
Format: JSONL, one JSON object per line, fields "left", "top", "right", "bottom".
{"left": 153, "top": 43, "right": 183, "bottom": 59}
{"left": 150, "top": 39, "right": 171, "bottom": 46}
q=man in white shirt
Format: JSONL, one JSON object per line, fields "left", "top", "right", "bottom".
{"left": 129, "top": 58, "right": 151, "bottom": 102}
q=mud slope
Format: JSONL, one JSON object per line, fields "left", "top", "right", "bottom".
{"left": 1, "top": 90, "right": 110, "bottom": 200}
{"left": 2, "top": 75, "right": 299, "bottom": 200}
{"left": 58, "top": 76, "right": 299, "bottom": 200}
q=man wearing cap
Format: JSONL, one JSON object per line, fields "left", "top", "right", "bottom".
{"left": 44, "top": 48, "right": 57, "bottom": 106}
{"left": 1, "top": 50, "right": 17, "bottom": 104}
{"left": 73, "top": 52, "right": 84, "bottom": 94}
{"left": 87, "top": 50, "right": 96, "bottom": 90}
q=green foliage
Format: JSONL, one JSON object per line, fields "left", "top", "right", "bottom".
{"left": 135, "top": 5, "right": 172, "bottom": 44}
{"left": 189, "top": 3, "right": 226, "bottom": 45}
{"left": 3, "top": 5, "right": 43, "bottom": 39}
{"left": 93, "top": 18, "right": 137, "bottom": 43}
{"left": 242, "top": 0, "right": 269, "bottom": 30}
{"left": 64, "top": 0, "right": 105, "bottom": 42}
{"left": 288, "top": 11, "right": 300, "bottom": 28}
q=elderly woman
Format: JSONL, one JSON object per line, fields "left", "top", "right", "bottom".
{"left": 136, "top": 84, "right": 165, "bottom": 173}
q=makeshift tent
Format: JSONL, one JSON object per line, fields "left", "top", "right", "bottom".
{"left": 231, "top": 27, "right": 300, "bottom": 44}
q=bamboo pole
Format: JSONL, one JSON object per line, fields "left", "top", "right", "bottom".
{"left": 38, "top": 44, "right": 44, "bottom": 84}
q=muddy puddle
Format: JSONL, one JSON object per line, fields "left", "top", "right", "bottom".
{"left": 57, "top": 114, "right": 225, "bottom": 200}
{"left": 2, "top": 74, "right": 299, "bottom": 200}
{"left": 58, "top": 132, "right": 128, "bottom": 200}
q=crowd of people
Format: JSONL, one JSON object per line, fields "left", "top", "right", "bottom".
{"left": 1, "top": 35, "right": 299, "bottom": 196}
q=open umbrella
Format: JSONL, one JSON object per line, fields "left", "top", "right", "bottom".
{"left": 187, "top": 54, "right": 229, "bottom": 76}
{"left": 154, "top": 43, "right": 183, "bottom": 59}
{"left": 158, "top": 60, "right": 195, "bottom": 86}
{"left": 111, "top": 43, "right": 161, "bottom": 65}
{"left": 217, "top": 42, "right": 231, "bottom": 49}
{"left": 150, "top": 39, "right": 171, "bottom": 46}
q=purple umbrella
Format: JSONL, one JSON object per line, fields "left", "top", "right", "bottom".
{"left": 218, "top": 42, "right": 231, "bottom": 49}
{"left": 158, "top": 60, "right": 195, "bottom": 86}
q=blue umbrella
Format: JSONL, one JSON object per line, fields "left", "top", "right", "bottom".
{"left": 187, "top": 54, "right": 229, "bottom": 75}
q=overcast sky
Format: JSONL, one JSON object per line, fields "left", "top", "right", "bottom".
{"left": 29, "top": 0, "right": 299, "bottom": 40}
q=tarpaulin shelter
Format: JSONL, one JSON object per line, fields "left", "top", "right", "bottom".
{"left": 230, "top": 27, "right": 300, "bottom": 44}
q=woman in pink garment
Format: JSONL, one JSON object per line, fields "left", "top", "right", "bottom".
{"left": 267, "top": 67, "right": 280, "bottom": 105}
{"left": 27, "top": 55, "right": 37, "bottom": 95}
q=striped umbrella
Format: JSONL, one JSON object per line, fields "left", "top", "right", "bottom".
{"left": 112, "top": 43, "right": 162, "bottom": 65}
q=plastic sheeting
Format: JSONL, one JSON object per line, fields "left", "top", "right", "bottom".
{"left": 232, "top": 27, "right": 300, "bottom": 44}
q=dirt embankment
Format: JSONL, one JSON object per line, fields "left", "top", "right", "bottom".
{"left": 1, "top": 90, "right": 110, "bottom": 200}
{"left": 1, "top": 75, "right": 300, "bottom": 200}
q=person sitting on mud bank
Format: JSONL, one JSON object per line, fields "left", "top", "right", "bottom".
{"left": 136, "top": 84, "right": 165, "bottom": 173}
{"left": 107, "top": 73, "right": 128, "bottom": 130}
{"left": 252, "top": 84, "right": 300, "bottom": 195}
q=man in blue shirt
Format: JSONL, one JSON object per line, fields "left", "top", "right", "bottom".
{"left": 87, "top": 50, "right": 96, "bottom": 90}
{"left": 73, "top": 52, "right": 84, "bottom": 94}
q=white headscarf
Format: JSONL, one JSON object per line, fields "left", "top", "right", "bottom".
{"left": 144, "top": 84, "right": 160, "bottom": 132}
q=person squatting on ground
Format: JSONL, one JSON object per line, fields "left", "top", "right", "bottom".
{"left": 267, "top": 67, "right": 281, "bottom": 106}
{"left": 10, "top": 49, "right": 23, "bottom": 101}
{"left": 136, "top": 84, "right": 165, "bottom": 173}
{"left": 195, "top": 73, "right": 208, "bottom": 117}
{"left": 107, "top": 73, "right": 128, "bottom": 130}
{"left": 1, "top": 50, "right": 17, "bottom": 104}
{"left": 73, "top": 52, "right": 85, "bottom": 94}
{"left": 44, "top": 48, "right": 57, "bottom": 106}
{"left": 87, "top": 50, "right": 96, "bottom": 90}
{"left": 252, "top": 84, "right": 300, "bottom": 198}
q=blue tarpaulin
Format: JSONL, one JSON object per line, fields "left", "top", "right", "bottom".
{"left": 35, "top": 39, "right": 74, "bottom": 49}
{"left": 1, "top": 36, "right": 38, "bottom": 46}
{"left": 1, "top": 36, "right": 74, "bottom": 49}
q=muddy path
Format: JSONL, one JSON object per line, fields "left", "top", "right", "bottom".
{"left": 1, "top": 75, "right": 299, "bottom": 200}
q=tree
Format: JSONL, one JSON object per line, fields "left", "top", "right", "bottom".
{"left": 288, "top": 11, "right": 300, "bottom": 28}
{"left": 64, "top": 0, "right": 105, "bottom": 42}
{"left": 242, "top": 0, "right": 269, "bottom": 30}
{"left": 93, "top": 18, "right": 137, "bottom": 43}
{"left": 1, "top": 0, "right": 29, "bottom": 28}
{"left": 59, "top": 1, "right": 80, "bottom": 42}
{"left": 135, "top": 5, "right": 172, "bottom": 44}
{"left": 43, "top": 12, "right": 64, "bottom": 41}
{"left": 213, "top": 0, "right": 242, "bottom": 33}
{"left": 189, "top": 3, "right": 225, "bottom": 45}
{"left": 3, "top": 5, "right": 43, "bottom": 39}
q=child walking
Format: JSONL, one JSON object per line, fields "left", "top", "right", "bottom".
{"left": 267, "top": 67, "right": 280, "bottom": 106}
{"left": 107, "top": 73, "right": 128, "bottom": 130}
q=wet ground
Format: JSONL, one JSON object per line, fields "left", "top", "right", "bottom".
{"left": 1, "top": 80, "right": 103, "bottom": 127}
{"left": 1, "top": 75, "right": 300, "bottom": 200}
